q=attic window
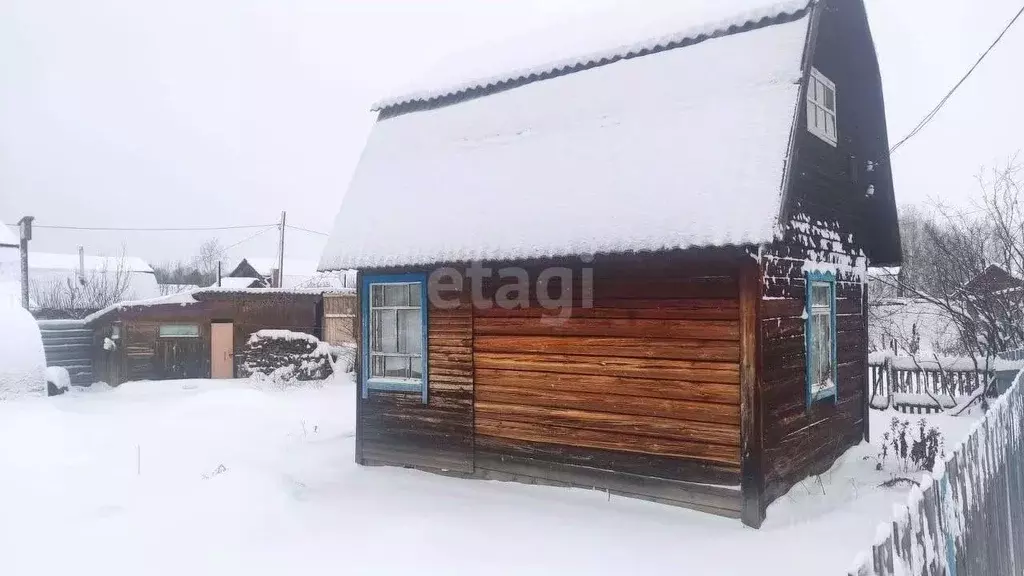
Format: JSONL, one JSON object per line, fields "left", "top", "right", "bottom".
{"left": 807, "top": 68, "right": 837, "bottom": 146}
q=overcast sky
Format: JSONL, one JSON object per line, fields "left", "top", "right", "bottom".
{"left": 1, "top": 0, "right": 1021, "bottom": 265}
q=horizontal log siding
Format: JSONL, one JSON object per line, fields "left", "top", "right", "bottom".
{"left": 357, "top": 272, "right": 475, "bottom": 473}
{"left": 760, "top": 228, "right": 868, "bottom": 506}
{"left": 473, "top": 259, "right": 743, "bottom": 492}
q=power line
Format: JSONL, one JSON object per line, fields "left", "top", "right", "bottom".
{"left": 888, "top": 2, "right": 1024, "bottom": 157}
{"left": 224, "top": 225, "right": 277, "bottom": 251}
{"left": 7, "top": 223, "right": 275, "bottom": 232}
{"left": 285, "top": 224, "right": 329, "bottom": 237}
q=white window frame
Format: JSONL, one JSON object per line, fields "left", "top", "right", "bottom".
{"left": 158, "top": 324, "right": 200, "bottom": 338}
{"left": 807, "top": 67, "right": 837, "bottom": 146}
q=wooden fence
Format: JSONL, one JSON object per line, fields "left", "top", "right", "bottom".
{"left": 322, "top": 291, "right": 356, "bottom": 346}
{"left": 869, "top": 355, "right": 995, "bottom": 414}
{"left": 847, "top": 369, "right": 1024, "bottom": 575}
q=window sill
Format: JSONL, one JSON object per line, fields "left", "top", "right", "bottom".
{"left": 365, "top": 378, "right": 424, "bottom": 394}
{"left": 809, "top": 387, "right": 838, "bottom": 405}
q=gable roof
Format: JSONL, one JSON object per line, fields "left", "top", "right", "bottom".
{"left": 376, "top": 0, "right": 810, "bottom": 111}
{"left": 963, "top": 264, "right": 1024, "bottom": 295}
{"left": 321, "top": 2, "right": 813, "bottom": 270}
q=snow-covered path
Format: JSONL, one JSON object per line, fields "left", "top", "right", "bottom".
{"left": 0, "top": 377, "right": 961, "bottom": 575}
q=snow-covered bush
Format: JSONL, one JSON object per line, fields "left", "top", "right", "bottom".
{"left": 237, "top": 330, "right": 334, "bottom": 383}
{"left": 0, "top": 305, "right": 47, "bottom": 400}
{"left": 45, "top": 366, "right": 70, "bottom": 396}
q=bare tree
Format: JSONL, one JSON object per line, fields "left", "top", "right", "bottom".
{"left": 152, "top": 238, "right": 228, "bottom": 289}
{"left": 877, "top": 157, "right": 1024, "bottom": 398}
{"left": 194, "top": 238, "right": 226, "bottom": 281}
{"left": 32, "top": 249, "right": 134, "bottom": 318}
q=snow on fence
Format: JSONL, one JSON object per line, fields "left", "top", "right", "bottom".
{"left": 868, "top": 352, "right": 1024, "bottom": 414}
{"left": 847, "top": 368, "right": 1024, "bottom": 576}
{"left": 869, "top": 353, "right": 990, "bottom": 414}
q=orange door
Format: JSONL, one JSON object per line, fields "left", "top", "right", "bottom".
{"left": 211, "top": 322, "right": 234, "bottom": 379}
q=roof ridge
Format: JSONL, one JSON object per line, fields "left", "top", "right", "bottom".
{"left": 374, "top": 0, "right": 811, "bottom": 112}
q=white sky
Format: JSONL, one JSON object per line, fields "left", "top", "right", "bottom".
{"left": 1, "top": 0, "right": 1021, "bottom": 265}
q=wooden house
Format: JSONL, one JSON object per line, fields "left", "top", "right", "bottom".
{"left": 319, "top": 0, "right": 900, "bottom": 527}
{"left": 87, "top": 288, "right": 323, "bottom": 385}
{"left": 962, "top": 264, "right": 1024, "bottom": 297}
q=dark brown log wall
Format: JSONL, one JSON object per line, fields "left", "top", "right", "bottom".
{"left": 471, "top": 255, "right": 744, "bottom": 514}
{"left": 760, "top": 222, "right": 867, "bottom": 506}
{"left": 356, "top": 274, "right": 475, "bottom": 473}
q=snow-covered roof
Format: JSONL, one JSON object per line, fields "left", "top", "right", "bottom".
{"left": 321, "top": 4, "right": 811, "bottom": 269}
{"left": 0, "top": 224, "right": 16, "bottom": 246}
{"left": 229, "top": 257, "right": 355, "bottom": 289}
{"left": 30, "top": 252, "right": 154, "bottom": 274}
{"left": 213, "top": 277, "right": 264, "bottom": 290}
{"left": 376, "top": 0, "right": 810, "bottom": 110}
{"left": 240, "top": 257, "right": 320, "bottom": 278}
{"left": 194, "top": 287, "right": 325, "bottom": 297}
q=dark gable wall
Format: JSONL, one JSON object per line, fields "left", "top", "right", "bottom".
{"left": 784, "top": 0, "right": 900, "bottom": 266}
{"left": 760, "top": 0, "right": 893, "bottom": 505}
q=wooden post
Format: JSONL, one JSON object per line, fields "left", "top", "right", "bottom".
{"left": 739, "top": 259, "right": 764, "bottom": 528}
{"left": 18, "top": 216, "right": 33, "bottom": 310}
{"left": 353, "top": 271, "right": 364, "bottom": 466}
{"left": 862, "top": 280, "right": 870, "bottom": 442}
{"left": 276, "top": 211, "right": 286, "bottom": 288}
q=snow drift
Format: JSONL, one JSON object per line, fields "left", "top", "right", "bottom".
{"left": 0, "top": 305, "right": 46, "bottom": 399}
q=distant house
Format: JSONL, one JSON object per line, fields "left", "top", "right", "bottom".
{"left": 320, "top": 0, "right": 900, "bottom": 527}
{"left": 29, "top": 251, "right": 160, "bottom": 313}
{"left": 227, "top": 257, "right": 355, "bottom": 289}
{"left": 86, "top": 287, "right": 324, "bottom": 385}
{"left": 962, "top": 264, "right": 1024, "bottom": 296}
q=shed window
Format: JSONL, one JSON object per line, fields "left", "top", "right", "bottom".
{"left": 807, "top": 68, "right": 837, "bottom": 146}
{"left": 361, "top": 274, "right": 428, "bottom": 401}
{"left": 805, "top": 272, "right": 837, "bottom": 405}
{"left": 158, "top": 324, "right": 200, "bottom": 338}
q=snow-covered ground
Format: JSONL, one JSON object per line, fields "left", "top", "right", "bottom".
{"left": 0, "top": 375, "right": 983, "bottom": 575}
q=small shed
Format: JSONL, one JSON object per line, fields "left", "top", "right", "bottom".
{"left": 320, "top": 0, "right": 900, "bottom": 527}
{"left": 87, "top": 287, "right": 323, "bottom": 385}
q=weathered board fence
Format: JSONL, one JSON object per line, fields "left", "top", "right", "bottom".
{"left": 847, "top": 368, "right": 1024, "bottom": 576}
{"left": 322, "top": 290, "right": 356, "bottom": 346}
{"left": 869, "top": 354, "right": 1000, "bottom": 414}
{"left": 37, "top": 319, "right": 94, "bottom": 385}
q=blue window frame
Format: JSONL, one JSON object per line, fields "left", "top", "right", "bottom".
{"left": 360, "top": 273, "right": 428, "bottom": 403}
{"left": 805, "top": 271, "right": 838, "bottom": 406}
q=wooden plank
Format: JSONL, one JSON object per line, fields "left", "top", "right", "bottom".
{"left": 475, "top": 434, "right": 740, "bottom": 485}
{"left": 474, "top": 368, "right": 739, "bottom": 405}
{"left": 862, "top": 284, "right": 870, "bottom": 442}
{"left": 474, "top": 401, "right": 740, "bottom": 447}
{"left": 473, "top": 335, "right": 739, "bottom": 362}
{"left": 474, "top": 317, "right": 739, "bottom": 340}
{"left": 474, "top": 450, "right": 742, "bottom": 517}
{"left": 475, "top": 383, "right": 739, "bottom": 425}
{"left": 739, "top": 259, "right": 765, "bottom": 528}
{"left": 475, "top": 418, "right": 740, "bottom": 465}
{"left": 475, "top": 352, "right": 739, "bottom": 383}
{"left": 474, "top": 300, "right": 740, "bottom": 321}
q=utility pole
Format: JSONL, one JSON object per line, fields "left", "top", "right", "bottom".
{"left": 276, "top": 211, "right": 286, "bottom": 288}
{"left": 18, "top": 216, "right": 33, "bottom": 310}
